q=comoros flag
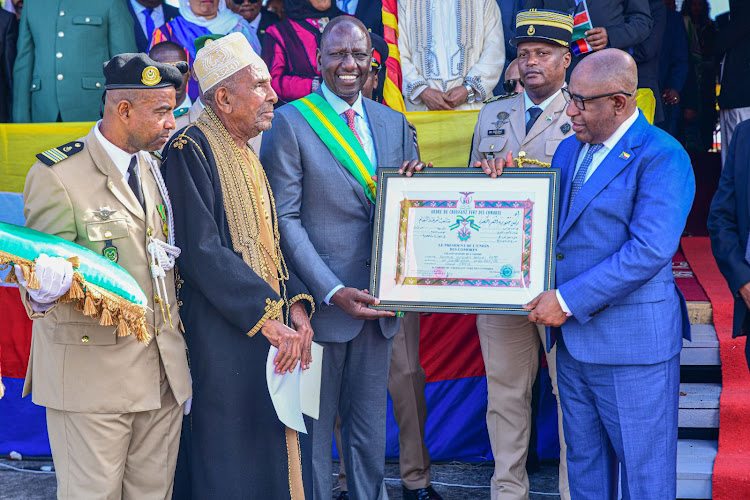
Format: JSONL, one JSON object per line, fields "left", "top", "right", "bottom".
{"left": 571, "top": 0, "right": 594, "bottom": 56}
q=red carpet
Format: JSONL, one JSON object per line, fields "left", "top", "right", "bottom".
{"left": 682, "top": 237, "right": 750, "bottom": 499}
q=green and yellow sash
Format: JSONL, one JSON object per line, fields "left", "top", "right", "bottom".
{"left": 291, "top": 93, "right": 376, "bottom": 202}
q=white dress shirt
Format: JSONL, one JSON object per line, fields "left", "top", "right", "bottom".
{"left": 94, "top": 121, "right": 139, "bottom": 182}
{"left": 249, "top": 11, "right": 261, "bottom": 33}
{"left": 320, "top": 82, "right": 377, "bottom": 168}
{"left": 129, "top": 0, "right": 164, "bottom": 41}
{"left": 319, "top": 83, "right": 377, "bottom": 305}
{"left": 557, "top": 109, "right": 640, "bottom": 315}
{"left": 523, "top": 89, "right": 561, "bottom": 124}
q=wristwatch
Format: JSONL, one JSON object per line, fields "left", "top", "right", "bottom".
{"left": 464, "top": 83, "right": 475, "bottom": 103}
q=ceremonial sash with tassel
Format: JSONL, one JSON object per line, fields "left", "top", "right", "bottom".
{"left": 291, "top": 93, "right": 377, "bottom": 203}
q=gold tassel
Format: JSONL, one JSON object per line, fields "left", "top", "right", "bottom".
{"left": 117, "top": 318, "right": 129, "bottom": 337}
{"left": 3, "top": 270, "right": 18, "bottom": 284}
{"left": 68, "top": 276, "right": 85, "bottom": 299}
{"left": 19, "top": 264, "right": 30, "bottom": 284}
{"left": 165, "top": 302, "right": 174, "bottom": 330}
{"left": 74, "top": 299, "right": 84, "bottom": 312}
{"left": 27, "top": 268, "right": 40, "bottom": 290}
{"left": 99, "top": 307, "right": 114, "bottom": 326}
{"left": 66, "top": 256, "right": 80, "bottom": 269}
{"left": 136, "top": 323, "right": 151, "bottom": 345}
{"left": 83, "top": 293, "right": 97, "bottom": 317}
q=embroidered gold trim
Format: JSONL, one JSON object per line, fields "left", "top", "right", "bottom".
{"left": 287, "top": 294, "right": 315, "bottom": 320}
{"left": 246, "top": 297, "right": 284, "bottom": 337}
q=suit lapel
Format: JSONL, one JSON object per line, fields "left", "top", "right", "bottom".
{"left": 559, "top": 115, "right": 647, "bottom": 238}
{"left": 557, "top": 140, "right": 585, "bottom": 232}
{"left": 87, "top": 128, "right": 146, "bottom": 222}
{"left": 523, "top": 92, "right": 566, "bottom": 145}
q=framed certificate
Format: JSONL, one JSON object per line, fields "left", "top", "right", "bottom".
{"left": 370, "top": 168, "right": 560, "bottom": 314}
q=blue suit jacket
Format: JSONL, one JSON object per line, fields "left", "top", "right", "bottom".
{"left": 550, "top": 113, "right": 695, "bottom": 365}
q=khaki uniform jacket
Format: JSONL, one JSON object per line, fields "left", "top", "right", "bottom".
{"left": 21, "top": 127, "right": 191, "bottom": 414}
{"left": 469, "top": 91, "right": 574, "bottom": 166}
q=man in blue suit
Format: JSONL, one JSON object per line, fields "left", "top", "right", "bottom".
{"left": 524, "top": 48, "right": 695, "bottom": 499}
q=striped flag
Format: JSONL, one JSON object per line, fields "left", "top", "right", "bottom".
{"left": 571, "top": 0, "right": 594, "bottom": 56}
{"left": 381, "top": 0, "right": 406, "bottom": 113}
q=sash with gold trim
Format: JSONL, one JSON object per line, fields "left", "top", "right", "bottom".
{"left": 290, "top": 93, "right": 377, "bottom": 202}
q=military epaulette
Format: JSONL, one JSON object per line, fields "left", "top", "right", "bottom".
{"left": 151, "top": 150, "right": 163, "bottom": 161}
{"left": 173, "top": 107, "right": 189, "bottom": 118}
{"left": 36, "top": 141, "right": 84, "bottom": 166}
{"left": 483, "top": 92, "right": 518, "bottom": 104}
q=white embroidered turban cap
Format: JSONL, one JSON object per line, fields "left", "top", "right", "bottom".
{"left": 193, "top": 32, "right": 269, "bottom": 93}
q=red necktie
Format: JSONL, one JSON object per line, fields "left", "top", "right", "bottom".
{"left": 343, "top": 108, "right": 364, "bottom": 147}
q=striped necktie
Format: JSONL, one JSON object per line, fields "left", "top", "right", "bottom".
{"left": 568, "top": 143, "right": 604, "bottom": 212}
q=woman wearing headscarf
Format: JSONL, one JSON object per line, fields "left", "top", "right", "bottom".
{"left": 151, "top": 0, "right": 261, "bottom": 99}
{"left": 261, "top": 0, "right": 344, "bottom": 105}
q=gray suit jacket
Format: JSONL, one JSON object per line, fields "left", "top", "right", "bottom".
{"left": 262, "top": 91, "right": 417, "bottom": 343}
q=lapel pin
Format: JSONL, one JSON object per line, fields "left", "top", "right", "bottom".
{"left": 619, "top": 152, "right": 631, "bottom": 160}
{"left": 546, "top": 115, "right": 552, "bottom": 121}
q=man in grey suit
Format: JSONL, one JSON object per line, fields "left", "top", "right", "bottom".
{"left": 262, "top": 16, "right": 424, "bottom": 500}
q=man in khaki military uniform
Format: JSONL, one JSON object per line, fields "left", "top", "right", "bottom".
{"left": 17, "top": 53, "right": 191, "bottom": 500}
{"left": 469, "top": 9, "right": 575, "bottom": 500}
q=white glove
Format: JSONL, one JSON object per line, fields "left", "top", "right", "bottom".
{"left": 15, "top": 253, "right": 74, "bottom": 307}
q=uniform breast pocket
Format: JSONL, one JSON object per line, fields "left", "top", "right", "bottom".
{"left": 54, "top": 323, "right": 118, "bottom": 346}
{"left": 478, "top": 137, "right": 507, "bottom": 158}
{"left": 29, "top": 78, "right": 41, "bottom": 92}
{"left": 81, "top": 77, "right": 104, "bottom": 90}
{"left": 86, "top": 219, "right": 129, "bottom": 242}
{"left": 545, "top": 139, "right": 562, "bottom": 157}
{"left": 72, "top": 16, "right": 103, "bottom": 26}
{"left": 86, "top": 219, "right": 129, "bottom": 262}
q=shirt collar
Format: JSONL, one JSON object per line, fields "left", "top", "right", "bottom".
{"left": 523, "top": 89, "right": 562, "bottom": 113}
{"left": 601, "top": 109, "right": 640, "bottom": 150}
{"left": 321, "top": 82, "right": 365, "bottom": 118}
{"left": 94, "top": 121, "right": 138, "bottom": 178}
{"left": 249, "top": 12, "right": 261, "bottom": 30}
{"left": 176, "top": 94, "right": 192, "bottom": 112}
{"left": 130, "top": 0, "right": 160, "bottom": 15}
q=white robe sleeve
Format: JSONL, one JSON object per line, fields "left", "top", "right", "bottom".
{"left": 464, "top": 0, "right": 505, "bottom": 101}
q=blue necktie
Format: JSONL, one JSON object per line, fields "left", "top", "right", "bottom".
{"left": 341, "top": 0, "right": 353, "bottom": 14}
{"left": 568, "top": 143, "right": 604, "bottom": 211}
{"left": 144, "top": 8, "right": 155, "bottom": 46}
{"left": 526, "top": 106, "right": 542, "bottom": 134}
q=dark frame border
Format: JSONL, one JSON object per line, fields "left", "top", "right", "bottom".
{"left": 369, "top": 167, "right": 561, "bottom": 314}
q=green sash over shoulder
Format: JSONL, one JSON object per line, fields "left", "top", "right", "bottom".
{"left": 291, "top": 93, "right": 376, "bottom": 202}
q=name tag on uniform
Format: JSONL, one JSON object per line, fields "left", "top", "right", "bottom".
{"left": 488, "top": 129, "right": 505, "bottom": 136}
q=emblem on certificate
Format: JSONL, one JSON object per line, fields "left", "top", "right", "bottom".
{"left": 369, "top": 167, "right": 560, "bottom": 314}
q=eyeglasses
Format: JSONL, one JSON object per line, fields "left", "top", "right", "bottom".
{"left": 502, "top": 79, "right": 521, "bottom": 94}
{"left": 561, "top": 87, "right": 634, "bottom": 110}
{"left": 232, "top": 0, "right": 260, "bottom": 4}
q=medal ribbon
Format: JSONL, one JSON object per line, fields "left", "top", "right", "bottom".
{"left": 290, "top": 93, "right": 377, "bottom": 203}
